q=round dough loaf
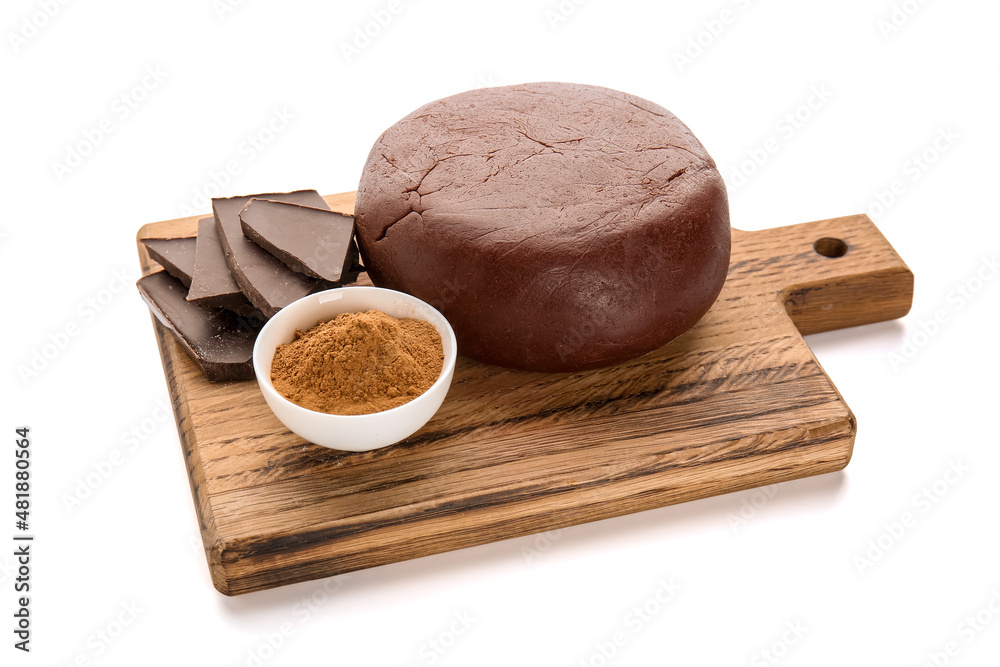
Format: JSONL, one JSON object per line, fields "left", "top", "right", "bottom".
{"left": 355, "top": 82, "right": 730, "bottom": 372}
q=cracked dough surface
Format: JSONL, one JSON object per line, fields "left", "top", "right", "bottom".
{"left": 355, "top": 82, "right": 730, "bottom": 372}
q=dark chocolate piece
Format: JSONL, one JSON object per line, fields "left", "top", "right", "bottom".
{"left": 355, "top": 82, "right": 730, "bottom": 372}
{"left": 239, "top": 199, "right": 359, "bottom": 283}
{"left": 141, "top": 237, "right": 196, "bottom": 287}
{"left": 137, "top": 271, "right": 264, "bottom": 382}
{"left": 187, "top": 218, "right": 262, "bottom": 319}
{"left": 213, "top": 190, "right": 334, "bottom": 318}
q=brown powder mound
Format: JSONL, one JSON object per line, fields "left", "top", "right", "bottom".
{"left": 270, "top": 309, "right": 444, "bottom": 415}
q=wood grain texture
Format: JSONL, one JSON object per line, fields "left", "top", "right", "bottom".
{"left": 136, "top": 193, "right": 913, "bottom": 595}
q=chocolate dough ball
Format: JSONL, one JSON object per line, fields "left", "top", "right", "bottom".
{"left": 355, "top": 82, "right": 730, "bottom": 372}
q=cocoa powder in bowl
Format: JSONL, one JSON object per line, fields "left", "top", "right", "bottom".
{"left": 269, "top": 309, "right": 444, "bottom": 416}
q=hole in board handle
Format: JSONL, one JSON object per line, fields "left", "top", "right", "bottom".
{"left": 814, "top": 237, "right": 849, "bottom": 258}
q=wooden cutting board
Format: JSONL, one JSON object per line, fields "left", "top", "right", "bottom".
{"left": 136, "top": 192, "right": 912, "bottom": 595}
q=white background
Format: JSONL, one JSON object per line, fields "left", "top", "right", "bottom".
{"left": 2, "top": 0, "right": 998, "bottom": 665}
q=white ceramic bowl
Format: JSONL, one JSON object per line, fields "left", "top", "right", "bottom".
{"left": 252, "top": 286, "right": 457, "bottom": 451}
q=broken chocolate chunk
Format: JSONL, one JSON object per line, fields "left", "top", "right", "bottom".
{"left": 239, "top": 198, "right": 359, "bottom": 283}
{"left": 213, "top": 190, "right": 334, "bottom": 318}
{"left": 141, "top": 236, "right": 196, "bottom": 287}
{"left": 137, "top": 271, "right": 263, "bottom": 382}
{"left": 186, "top": 218, "right": 262, "bottom": 319}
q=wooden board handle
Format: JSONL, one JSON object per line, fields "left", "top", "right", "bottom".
{"left": 733, "top": 214, "right": 914, "bottom": 336}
